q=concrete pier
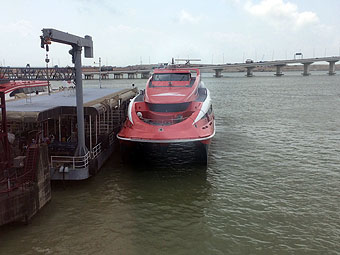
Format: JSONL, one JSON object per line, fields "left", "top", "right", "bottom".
{"left": 213, "top": 69, "right": 223, "bottom": 78}
{"left": 141, "top": 71, "right": 151, "bottom": 79}
{"left": 101, "top": 73, "right": 109, "bottom": 79}
{"left": 84, "top": 74, "right": 94, "bottom": 80}
{"left": 302, "top": 62, "right": 314, "bottom": 76}
{"left": 127, "top": 73, "right": 137, "bottom": 79}
{"left": 0, "top": 144, "right": 51, "bottom": 226}
{"left": 114, "top": 73, "right": 123, "bottom": 79}
{"left": 246, "top": 67, "right": 255, "bottom": 77}
{"left": 327, "top": 61, "right": 337, "bottom": 75}
{"left": 274, "top": 64, "right": 285, "bottom": 76}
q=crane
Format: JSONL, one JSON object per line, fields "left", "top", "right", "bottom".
{"left": 40, "top": 28, "right": 93, "bottom": 156}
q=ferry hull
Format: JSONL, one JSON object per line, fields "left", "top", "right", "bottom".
{"left": 117, "top": 67, "right": 215, "bottom": 164}
{"left": 120, "top": 139, "right": 210, "bottom": 164}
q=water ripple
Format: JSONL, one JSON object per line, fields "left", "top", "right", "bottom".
{"left": 1, "top": 75, "right": 340, "bottom": 254}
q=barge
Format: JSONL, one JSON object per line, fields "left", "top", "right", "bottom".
{"left": 3, "top": 85, "right": 137, "bottom": 180}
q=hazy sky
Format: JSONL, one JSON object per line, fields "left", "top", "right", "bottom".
{"left": 1, "top": 0, "right": 340, "bottom": 67}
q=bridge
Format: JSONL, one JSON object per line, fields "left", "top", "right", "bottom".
{"left": 0, "top": 66, "right": 150, "bottom": 81}
{"left": 82, "top": 69, "right": 151, "bottom": 80}
{"left": 82, "top": 56, "right": 340, "bottom": 79}
{"left": 1, "top": 56, "right": 339, "bottom": 81}
{"left": 0, "top": 66, "right": 75, "bottom": 81}
{"left": 207, "top": 56, "right": 340, "bottom": 77}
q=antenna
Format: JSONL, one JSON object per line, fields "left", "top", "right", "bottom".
{"left": 175, "top": 58, "right": 201, "bottom": 65}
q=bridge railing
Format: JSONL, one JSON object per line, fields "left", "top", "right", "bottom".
{"left": 0, "top": 67, "right": 75, "bottom": 81}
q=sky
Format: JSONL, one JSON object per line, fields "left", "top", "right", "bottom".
{"left": 1, "top": 0, "right": 340, "bottom": 67}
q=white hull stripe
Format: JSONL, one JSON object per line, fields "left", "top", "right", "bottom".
{"left": 127, "top": 95, "right": 138, "bottom": 124}
{"left": 193, "top": 88, "right": 211, "bottom": 124}
{"left": 117, "top": 127, "right": 215, "bottom": 144}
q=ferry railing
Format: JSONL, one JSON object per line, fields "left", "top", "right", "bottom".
{"left": 50, "top": 152, "right": 90, "bottom": 170}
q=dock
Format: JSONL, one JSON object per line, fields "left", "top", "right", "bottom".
{"left": 5, "top": 87, "right": 137, "bottom": 180}
{"left": 0, "top": 29, "right": 141, "bottom": 226}
{"left": 0, "top": 86, "right": 137, "bottom": 225}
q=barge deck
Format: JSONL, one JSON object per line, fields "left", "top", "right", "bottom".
{"left": 4, "top": 87, "right": 137, "bottom": 180}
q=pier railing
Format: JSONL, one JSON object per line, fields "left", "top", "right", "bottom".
{"left": 0, "top": 170, "right": 35, "bottom": 194}
{"left": 50, "top": 151, "right": 90, "bottom": 169}
{"left": 50, "top": 140, "right": 109, "bottom": 170}
{"left": 91, "top": 143, "right": 102, "bottom": 159}
{"left": 109, "top": 132, "right": 115, "bottom": 146}
{"left": 0, "top": 143, "right": 40, "bottom": 194}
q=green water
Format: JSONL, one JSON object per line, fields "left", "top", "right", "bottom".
{"left": 1, "top": 72, "right": 340, "bottom": 254}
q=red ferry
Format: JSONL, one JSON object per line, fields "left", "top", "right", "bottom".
{"left": 117, "top": 67, "right": 215, "bottom": 163}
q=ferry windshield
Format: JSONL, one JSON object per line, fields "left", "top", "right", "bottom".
{"left": 153, "top": 73, "right": 190, "bottom": 81}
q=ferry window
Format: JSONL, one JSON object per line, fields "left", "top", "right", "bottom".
{"left": 153, "top": 74, "right": 171, "bottom": 81}
{"left": 171, "top": 73, "right": 190, "bottom": 81}
{"left": 147, "top": 102, "right": 190, "bottom": 112}
{"left": 153, "top": 73, "right": 190, "bottom": 81}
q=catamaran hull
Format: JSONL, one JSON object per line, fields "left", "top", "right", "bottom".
{"left": 119, "top": 139, "right": 211, "bottom": 164}
{"left": 117, "top": 67, "right": 215, "bottom": 164}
